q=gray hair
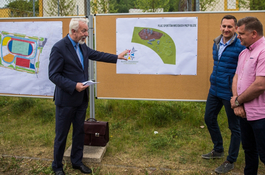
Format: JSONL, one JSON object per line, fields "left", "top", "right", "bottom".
{"left": 69, "top": 18, "right": 88, "bottom": 34}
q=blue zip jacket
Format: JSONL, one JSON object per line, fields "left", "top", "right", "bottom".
{"left": 209, "top": 33, "right": 245, "bottom": 101}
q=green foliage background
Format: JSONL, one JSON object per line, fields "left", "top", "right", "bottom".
{"left": 6, "top": 0, "right": 39, "bottom": 17}
{"left": 4, "top": 0, "right": 265, "bottom": 17}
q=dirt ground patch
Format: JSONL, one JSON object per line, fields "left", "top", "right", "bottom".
{"left": 1, "top": 150, "right": 250, "bottom": 175}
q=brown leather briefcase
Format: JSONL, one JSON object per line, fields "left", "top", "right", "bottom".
{"left": 84, "top": 118, "right": 109, "bottom": 146}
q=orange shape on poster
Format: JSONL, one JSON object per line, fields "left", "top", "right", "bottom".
{"left": 3, "top": 54, "right": 15, "bottom": 63}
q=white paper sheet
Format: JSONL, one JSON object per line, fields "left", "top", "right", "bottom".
{"left": 116, "top": 17, "right": 198, "bottom": 75}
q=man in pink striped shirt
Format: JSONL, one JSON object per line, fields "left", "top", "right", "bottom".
{"left": 231, "top": 16, "right": 265, "bottom": 175}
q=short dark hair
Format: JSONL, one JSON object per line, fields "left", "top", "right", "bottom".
{"left": 237, "top": 16, "right": 263, "bottom": 36}
{"left": 221, "top": 15, "right": 237, "bottom": 26}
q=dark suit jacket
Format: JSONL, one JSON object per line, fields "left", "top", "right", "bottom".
{"left": 49, "top": 35, "right": 117, "bottom": 107}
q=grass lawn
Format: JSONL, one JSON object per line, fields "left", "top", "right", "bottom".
{"left": 0, "top": 97, "right": 264, "bottom": 174}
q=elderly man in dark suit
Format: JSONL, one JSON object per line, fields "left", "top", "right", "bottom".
{"left": 49, "top": 18, "right": 127, "bottom": 175}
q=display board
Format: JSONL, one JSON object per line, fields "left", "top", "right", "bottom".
{"left": 95, "top": 11, "right": 265, "bottom": 101}
{"left": 0, "top": 17, "right": 82, "bottom": 98}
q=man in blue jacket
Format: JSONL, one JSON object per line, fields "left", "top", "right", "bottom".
{"left": 49, "top": 18, "right": 127, "bottom": 175}
{"left": 201, "top": 15, "right": 245, "bottom": 174}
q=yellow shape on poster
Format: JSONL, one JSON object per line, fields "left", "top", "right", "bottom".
{"left": 2, "top": 37, "right": 11, "bottom": 46}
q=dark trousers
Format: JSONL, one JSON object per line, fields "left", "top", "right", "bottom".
{"left": 52, "top": 101, "right": 88, "bottom": 172}
{"left": 204, "top": 93, "right": 241, "bottom": 163}
{"left": 240, "top": 117, "right": 265, "bottom": 175}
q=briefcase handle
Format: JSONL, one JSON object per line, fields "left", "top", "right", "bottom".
{"left": 85, "top": 118, "right": 97, "bottom": 122}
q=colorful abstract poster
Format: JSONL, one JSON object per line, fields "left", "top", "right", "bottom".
{"left": 0, "top": 21, "right": 62, "bottom": 96}
{"left": 116, "top": 17, "right": 198, "bottom": 75}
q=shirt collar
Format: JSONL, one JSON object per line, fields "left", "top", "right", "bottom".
{"left": 68, "top": 34, "right": 79, "bottom": 48}
{"left": 247, "top": 37, "right": 264, "bottom": 51}
{"left": 220, "top": 36, "right": 231, "bottom": 46}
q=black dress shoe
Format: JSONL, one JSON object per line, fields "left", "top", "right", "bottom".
{"left": 73, "top": 164, "right": 92, "bottom": 174}
{"left": 54, "top": 170, "right": 65, "bottom": 175}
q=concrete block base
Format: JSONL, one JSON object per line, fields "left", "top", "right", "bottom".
{"left": 63, "top": 144, "right": 108, "bottom": 163}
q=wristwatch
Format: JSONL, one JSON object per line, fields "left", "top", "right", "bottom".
{"left": 235, "top": 96, "right": 240, "bottom": 106}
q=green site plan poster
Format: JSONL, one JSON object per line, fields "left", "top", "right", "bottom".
{"left": 116, "top": 17, "right": 198, "bottom": 75}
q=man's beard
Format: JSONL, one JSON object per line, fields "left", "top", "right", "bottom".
{"left": 79, "top": 40, "right": 85, "bottom": 44}
{"left": 78, "top": 37, "right": 86, "bottom": 44}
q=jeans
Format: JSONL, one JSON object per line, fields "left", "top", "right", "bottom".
{"left": 204, "top": 93, "right": 241, "bottom": 163}
{"left": 240, "top": 117, "right": 265, "bottom": 175}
